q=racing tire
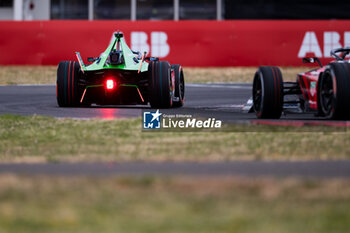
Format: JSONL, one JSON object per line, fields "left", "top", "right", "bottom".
{"left": 148, "top": 61, "right": 173, "bottom": 108}
{"left": 171, "top": 64, "right": 185, "bottom": 107}
{"left": 57, "top": 61, "right": 81, "bottom": 107}
{"left": 253, "top": 66, "right": 284, "bottom": 119}
{"left": 318, "top": 62, "right": 350, "bottom": 120}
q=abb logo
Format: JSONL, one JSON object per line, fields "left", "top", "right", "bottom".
{"left": 298, "top": 31, "right": 350, "bottom": 58}
{"left": 131, "top": 32, "right": 170, "bottom": 58}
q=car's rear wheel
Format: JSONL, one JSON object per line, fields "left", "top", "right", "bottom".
{"left": 57, "top": 61, "right": 81, "bottom": 107}
{"left": 318, "top": 62, "right": 350, "bottom": 119}
{"left": 148, "top": 61, "right": 173, "bottom": 108}
{"left": 253, "top": 66, "right": 284, "bottom": 119}
{"left": 171, "top": 64, "right": 185, "bottom": 107}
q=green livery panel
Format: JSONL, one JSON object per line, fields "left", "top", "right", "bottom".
{"left": 78, "top": 32, "right": 149, "bottom": 73}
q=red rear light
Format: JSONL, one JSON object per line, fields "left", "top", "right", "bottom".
{"left": 106, "top": 79, "right": 115, "bottom": 90}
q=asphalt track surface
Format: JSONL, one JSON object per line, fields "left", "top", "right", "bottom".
{"left": 0, "top": 161, "right": 350, "bottom": 178}
{"left": 0, "top": 83, "right": 319, "bottom": 122}
{"left": 0, "top": 83, "right": 349, "bottom": 177}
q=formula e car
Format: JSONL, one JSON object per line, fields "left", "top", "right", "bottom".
{"left": 56, "top": 31, "right": 184, "bottom": 108}
{"left": 252, "top": 47, "right": 350, "bottom": 120}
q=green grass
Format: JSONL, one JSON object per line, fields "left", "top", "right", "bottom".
{"left": 0, "top": 115, "right": 349, "bottom": 162}
{"left": 0, "top": 175, "right": 349, "bottom": 233}
{"left": 0, "top": 66, "right": 313, "bottom": 84}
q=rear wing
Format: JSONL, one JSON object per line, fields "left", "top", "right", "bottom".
{"left": 75, "top": 52, "right": 86, "bottom": 73}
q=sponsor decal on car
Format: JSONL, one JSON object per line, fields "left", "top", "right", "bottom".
{"left": 310, "top": 81, "right": 317, "bottom": 97}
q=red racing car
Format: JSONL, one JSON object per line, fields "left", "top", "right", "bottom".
{"left": 252, "top": 47, "right": 350, "bottom": 120}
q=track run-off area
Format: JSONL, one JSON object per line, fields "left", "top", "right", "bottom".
{"left": 0, "top": 83, "right": 349, "bottom": 176}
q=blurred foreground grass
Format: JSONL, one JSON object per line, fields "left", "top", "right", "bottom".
{"left": 0, "top": 175, "right": 349, "bottom": 233}
{"left": 0, "top": 66, "right": 314, "bottom": 84}
{"left": 0, "top": 115, "right": 349, "bottom": 162}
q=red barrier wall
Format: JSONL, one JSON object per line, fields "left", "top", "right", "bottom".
{"left": 0, "top": 20, "right": 349, "bottom": 66}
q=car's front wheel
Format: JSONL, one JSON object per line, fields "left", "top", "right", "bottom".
{"left": 171, "top": 64, "right": 185, "bottom": 107}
